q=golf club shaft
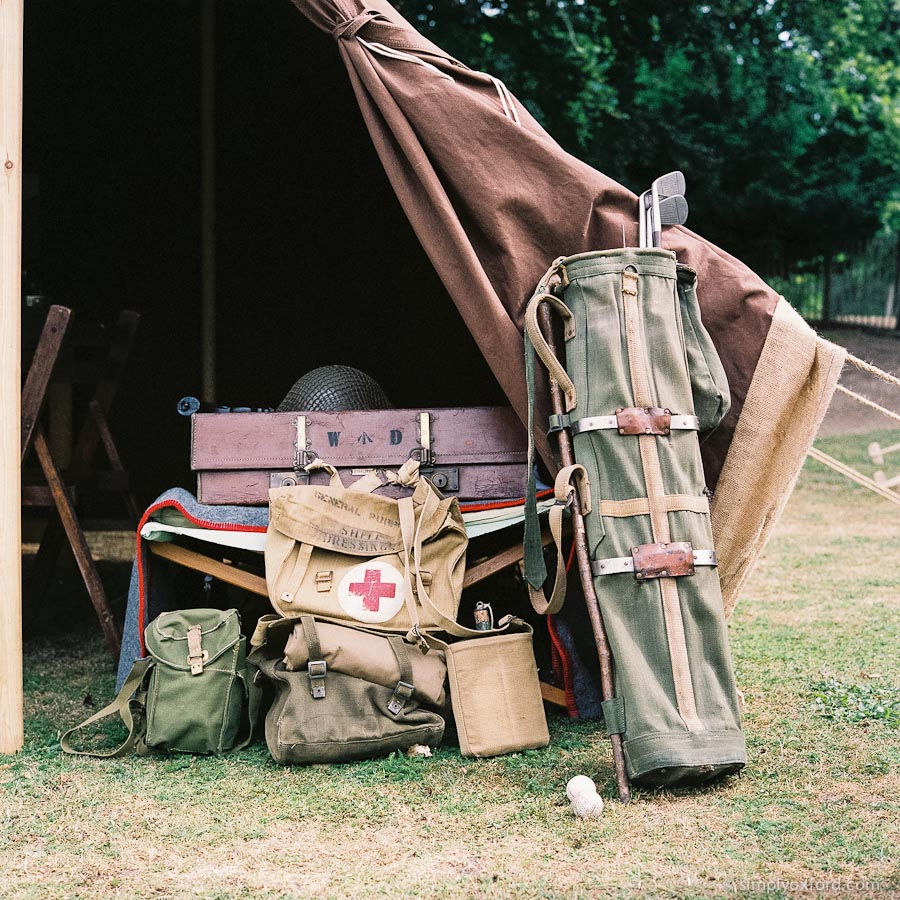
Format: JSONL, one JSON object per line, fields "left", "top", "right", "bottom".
{"left": 638, "top": 191, "right": 648, "bottom": 248}
{"left": 651, "top": 182, "right": 662, "bottom": 248}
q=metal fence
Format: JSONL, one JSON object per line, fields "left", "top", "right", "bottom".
{"left": 764, "top": 233, "right": 900, "bottom": 329}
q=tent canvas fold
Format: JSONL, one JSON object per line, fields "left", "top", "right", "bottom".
{"left": 288, "top": 0, "right": 839, "bottom": 611}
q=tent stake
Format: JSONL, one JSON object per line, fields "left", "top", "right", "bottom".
{"left": 0, "top": 0, "right": 25, "bottom": 755}
{"left": 538, "top": 305, "right": 631, "bottom": 803}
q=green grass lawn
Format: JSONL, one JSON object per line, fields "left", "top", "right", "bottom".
{"left": 3, "top": 431, "right": 900, "bottom": 900}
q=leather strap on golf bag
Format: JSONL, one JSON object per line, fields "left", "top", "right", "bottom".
{"left": 523, "top": 462, "right": 589, "bottom": 615}
{"left": 523, "top": 248, "right": 746, "bottom": 787}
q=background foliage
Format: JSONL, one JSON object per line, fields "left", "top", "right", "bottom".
{"left": 395, "top": 0, "right": 900, "bottom": 268}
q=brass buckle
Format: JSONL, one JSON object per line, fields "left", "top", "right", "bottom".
{"left": 387, "top": 681, "right": 415, "bottom": 715}
{"left": 188, "top": 649, "right": 209, "bottom": 676}
{"left": 407, "top": 624, "right": 431, "bottom": 655}
{"left": 308, "top": 660, "right": 327, "bottom": 699}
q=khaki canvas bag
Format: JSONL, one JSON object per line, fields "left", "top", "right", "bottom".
{"left": 265, "top": 460, "right": 468, "bottom": 636}
{"left": 248, "top": 614, "right": 446, "bottom": 764}
{"left": 441, "top": 620, "right": 550, "bottom": 758}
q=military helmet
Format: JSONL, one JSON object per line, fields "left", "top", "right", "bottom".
{"left": 277, "top": 365, "right": 393, "bottom": 412}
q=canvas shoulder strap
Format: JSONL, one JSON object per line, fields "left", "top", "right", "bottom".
{"left": 524, "top": 290, "right": 577, "bottom": 410}
{"left": 234, "top": 663, "right": 264, "bottom": 751}
{"left": 384, "top": 635, "right": 418, "bottom": 713}
{"left": 525, "top": 463, "right": 590, "bottom": 616}
{"left": 60, "top": 657, "right": 153, "bottom": 758}
{"left": 523, "top": 288, "right": 578, "bottom": 594}
{"left": 396, "top": 486, "right": 514, "bottom": 640}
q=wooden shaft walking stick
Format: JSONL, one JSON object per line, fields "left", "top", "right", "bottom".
{"left": 538, "top": 304, "right": 631, "bottom": 803}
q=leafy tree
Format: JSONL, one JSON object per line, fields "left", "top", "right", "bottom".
{"left": 395, "top": 1, "right": 620, "bottom": 151}
{"left": 395, "top": 0, "right": 900, "bottom": 266}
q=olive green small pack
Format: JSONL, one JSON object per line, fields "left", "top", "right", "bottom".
{"left": 62, "top": 608, "right": 258, "bottom": 757}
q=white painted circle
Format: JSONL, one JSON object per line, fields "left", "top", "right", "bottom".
{"left": 337, "top": 560, "right": 405, "bottom": 624}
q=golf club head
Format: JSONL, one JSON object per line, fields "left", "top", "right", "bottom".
{"left": 650, "top": 193, "right": 689, "bottom": 247}
{"left": 641, "top": 171, "right": 688, "bottom": 247}
{"left": 643, "top": 172, "right": 687, "bottom": 210}
{"left": 657, "top": 194, "right": 689, "bottom": 225}
{"left": 651, "top": 170, "right": 686, "bottom": 201}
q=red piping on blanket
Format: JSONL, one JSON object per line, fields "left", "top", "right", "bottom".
{"left": 459, "top": 488, "right": 553, "bottom": 514}
{"left": 135, "top": 500, "right": 268, "bottom": 656}
{"left": 546, "top": 616, "right": 576, "bottom": 717}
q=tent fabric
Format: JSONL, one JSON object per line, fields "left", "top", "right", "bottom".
{"left": 712, "top": 302, "right": 847, "bottom": 615}
{"left": 287, "top": 0, "right": 835, "bottom": 611}
{"left": 290, "top": 0, "right": 777, "bottom": 479}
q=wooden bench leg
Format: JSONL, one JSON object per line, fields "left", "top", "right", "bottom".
{"left": 33, "top": 428, "right": 121, "bottom": 658}
{"left": 89, "top": 401, "right": 141, "bottom": 523}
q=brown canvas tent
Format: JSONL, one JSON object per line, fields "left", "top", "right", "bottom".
{"left": 0, "top": 0, "right": 845, "bottom": 751}
{"left": 286, "top": 0, "right": 845, "bottom": 610}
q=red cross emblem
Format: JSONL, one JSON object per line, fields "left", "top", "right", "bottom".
{"left": 348, "top": 568, "right": 397, "bottom": 612}
{"left": 339, "top": 562, "right": 404, "bottom": 623}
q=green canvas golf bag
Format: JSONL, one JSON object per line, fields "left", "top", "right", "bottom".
{"left": 524, "top": 248, "right": 747, "bottom": 787}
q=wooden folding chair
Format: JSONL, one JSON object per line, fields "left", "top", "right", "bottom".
{"left": 29, "top": 306, "right": 141, "bottom": 520}
{"left": 21, "top": 306, "right": 136, "bottom": 658}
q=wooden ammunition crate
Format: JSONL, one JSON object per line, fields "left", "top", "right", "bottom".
{"left": 191, "top": 407, "right": 529, "bottom": 505}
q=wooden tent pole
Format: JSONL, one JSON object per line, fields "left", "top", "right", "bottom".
{"left": 200, "top": 0, "right": 216, "bottom": 401}
{"left": 0, "top": 0, "right": 25, "bottom": 755}
{"left": 538, "top": 304, "right": 631, "bottom": 803}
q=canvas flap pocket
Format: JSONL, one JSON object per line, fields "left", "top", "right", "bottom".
{"left": 268, "top": 485, "right": 405, "bottom": 556}
{"left": 146, "top": 608, "right": 243, "bottom": 671}
{"left": 282, "top": 619, "right": 447, "bottom": 707}
{"left": 676, "top": 265, "right": 731, "bottom": 432}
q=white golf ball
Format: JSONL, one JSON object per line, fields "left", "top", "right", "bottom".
{"left": 566, "top": 774, "right": 596, "bottom": 801}
{"left": 565, "top": 775, "right": 604, "bottom": 818}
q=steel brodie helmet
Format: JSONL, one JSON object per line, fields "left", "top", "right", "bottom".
{"left": 278, "top": 366, "right": 393, "bottom": 412}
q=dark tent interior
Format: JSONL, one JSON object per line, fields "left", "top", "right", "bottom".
{"left": 22, "top": 0, "right": 504, "bottom": 513}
